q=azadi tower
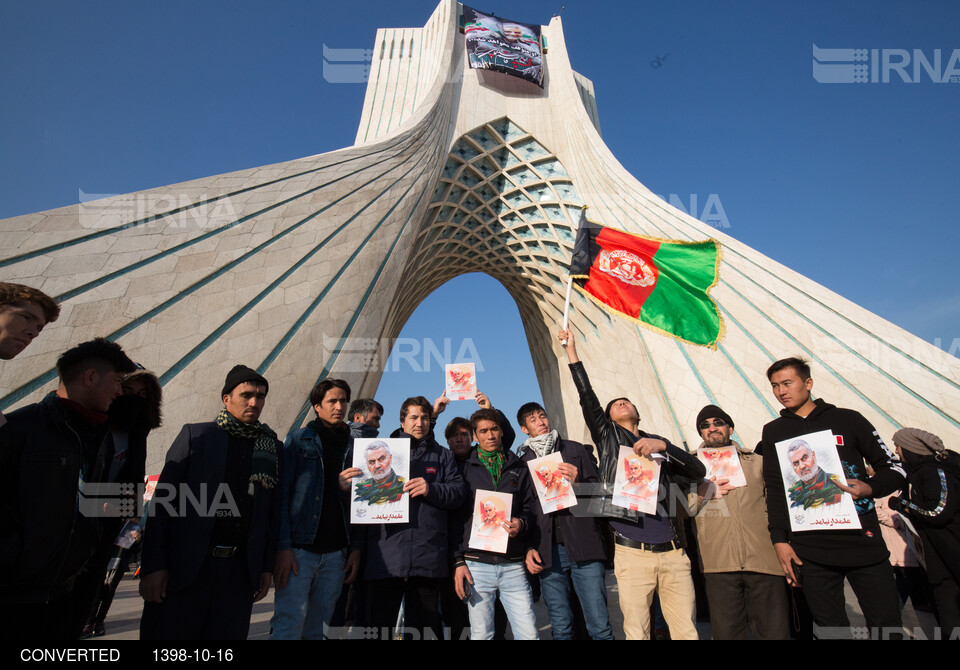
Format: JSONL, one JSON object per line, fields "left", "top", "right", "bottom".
{"left": 1, "top": 1, "right": 957, "bottom": 470}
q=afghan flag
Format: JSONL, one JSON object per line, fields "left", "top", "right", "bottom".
{"left": 569, "top": 212, "right": 724, "bottom": 348}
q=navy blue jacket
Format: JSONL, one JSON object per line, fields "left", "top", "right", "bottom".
{"left": 455, "top": 446, "right": 538, "bottom": 564}
{"left": 350, "top": 431, "right": 465, "bottom": 579}
{"left": 518, "top": 438, "right": 608, "bottom": 568}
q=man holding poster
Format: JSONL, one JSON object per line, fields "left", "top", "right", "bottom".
{"left": 559, "top": 327, "right": 705, "bottom": 640}
{"left": 761, "top": 357, "right": 906, "bottom": 638}
{"left": 454, "top": 409, "right": 539, "bottom": 640}
{"left": 689, "top": 405, "right": 788, "bottom": 640}
{"left": 516, "top": 402, "right": 613, "bottom": 640}
{"left": 345, "top": 396, "right": 464, "bottom": 640}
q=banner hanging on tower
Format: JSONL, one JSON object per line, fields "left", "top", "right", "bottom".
{"left": 462, "top": 5, "right": 543, "bottom": 87}
{"left": 569, "top": 211, "right": 724, "bottom": 348}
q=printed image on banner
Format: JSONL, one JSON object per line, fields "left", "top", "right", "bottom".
{"left": 351, "top": 438, "right": 410, "bottom": 524}
{"left": 612, "top": 446, "right": 661, "bottom": 515}
{"left": 696, "top": 446, "right": 747, "bottom": 488}
{"left": 445, "top": 362, "right": 477, "bottom": 401}
{"left": 463, "top": 5, "right": 543, "bottom": 87}
{"left": 468, "top": 490, "right": 513, "bottom": 554}
{"left": 527, "top": 452, "right": 578, "bottom": 514}
{"left": 774, "top": 430, "right": 861, "bottom": 532}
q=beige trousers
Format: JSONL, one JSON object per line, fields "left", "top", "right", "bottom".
{"left": 613, "top": 543, "right": 698, "bottom": 640}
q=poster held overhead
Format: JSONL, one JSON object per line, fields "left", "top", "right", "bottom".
{"left": 445, "top": 362, "right": 477, "bottom": 401}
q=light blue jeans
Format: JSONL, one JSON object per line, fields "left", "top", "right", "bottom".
{"left": 539, "top": 543, "right": 613, "bottom": 639}
{"left": 466, "top": 560, "right": 539, "bottom": 640}
{"left": 270, "top": 547, "right": 346, "bottom": 640}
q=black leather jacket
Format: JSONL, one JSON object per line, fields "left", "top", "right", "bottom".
{"left": 569, "top": 362, "right": 705, "bottom": 546}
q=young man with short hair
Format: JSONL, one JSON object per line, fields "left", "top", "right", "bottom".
{"left": 454, "top": 408, "right": 539, "bottom": 640}
{"left": 348, "top": 397, "right": 383, "bottom": 443}
{"left": 0, "top": 337, "right": 135, "bottom": 639}
{"left": 0, "top": 282, "right": 59, "bottom": 361}
{"left": 558, "top": 327, "right": 706, "bottom": 640}
{"left": 139, "top": 365, "right": 282, "bottom": 640}
{"left": 344, "top": 395, "right": 465, "bottom": 639}
{"left": 516, "top": 401, "right": 613, "bottom": 640}
{"left": 271, "top": 379, "right": 355, "bottom": 639}
{"left": 761, "top": 357, "right": 906, "bottom": 638}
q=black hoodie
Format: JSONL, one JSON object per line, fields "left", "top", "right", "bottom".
{"left": 761, "top": 399, "right": 905, "bottom": 567}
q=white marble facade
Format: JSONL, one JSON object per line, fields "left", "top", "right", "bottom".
{"left": 1, "top": 0, "right": 958, "bottom": 471}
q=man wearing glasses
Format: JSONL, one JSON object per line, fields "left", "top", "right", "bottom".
{"left": 689, "top": 405, "right": 789, "bottom": 639}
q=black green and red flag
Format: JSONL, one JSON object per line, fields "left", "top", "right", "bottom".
{"left": 569, "top": 212, "right": 724, "bottom": 348}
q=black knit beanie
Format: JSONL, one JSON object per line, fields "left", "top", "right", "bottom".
{"left": 696, "top": 404, "right": 734, "bottom": 431}
{"left": 221, "top": 364, "right": 269, "bottom": 397}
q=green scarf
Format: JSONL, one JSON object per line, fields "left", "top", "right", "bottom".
{"left": 477, "top": 446, "right": 506, "bottom": 488}
{"left": 215, "top": 408, "right": 279, "bottom": 495}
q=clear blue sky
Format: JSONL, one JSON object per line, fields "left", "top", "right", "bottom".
{"left": 1, "top": 1, "right": 957, "bottom": 444}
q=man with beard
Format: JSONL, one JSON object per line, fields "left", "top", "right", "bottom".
{"left": 353, "top": 441, "right": 406, "bottom": 505}
{"left": 786, "top": 440, "right": 844, "bottom": 510}
{"left": 517, "top": 402, "right": 612, "bottom": 640}
{"left": 344, "top": 396, "right": 464, "bottom": 639}
{"left": 689, "top": 405, "right": 788, "bottom": 640}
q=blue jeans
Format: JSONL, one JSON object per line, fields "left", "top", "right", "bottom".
{"left": 539, "top": 543, "right": 613, "bottom": 640}
{"left": 466, "top": 560, "right": 538, "bottom": 640}
{"left": 270, "top": 548, "right": 346, "bottom": 640}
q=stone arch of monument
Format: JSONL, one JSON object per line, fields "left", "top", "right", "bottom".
{"left": 1, "top": 0, "right": 957, "bottom": 470}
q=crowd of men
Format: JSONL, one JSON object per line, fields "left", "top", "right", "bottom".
{"left": 0, "top": 281, "right": 956, "bottom": 641}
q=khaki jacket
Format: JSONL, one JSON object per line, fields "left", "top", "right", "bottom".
{"left": 690, "top": 441, "right": 784, "bottom": 576}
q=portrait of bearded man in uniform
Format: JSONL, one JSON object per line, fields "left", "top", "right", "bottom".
{"left": 786, "top": 439, "right": 844, "bottom": 510}
{"left": 354, "top": 441, "right": 406, "bottom": 505}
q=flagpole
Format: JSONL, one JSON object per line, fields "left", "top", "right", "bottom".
{"left": 560, "top": 276, "right": 572, "bottom": 346}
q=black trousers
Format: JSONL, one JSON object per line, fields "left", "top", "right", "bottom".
{"left": 703, "top": 571, "right": 790, "bottom": 640}
{"left": 366, "top": 576, "right": 443, "bottom": 640}
{"left": 140, "top": 552, "right": 255, "bottom": 641}
{"left": 800, "top": 559, "right": 902, "bottom": 639}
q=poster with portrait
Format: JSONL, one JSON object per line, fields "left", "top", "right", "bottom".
{"left": 612, "top": 446, "right": 661, "bottom": 515}
{"left": 468, "top": 490, "right": 513, "bottom": 553}
{"left": 696, "top": 446, "right": 747, "bottom": 488}
{"left": 527, "top": 452, "right": 578, "bottom": 514}
{"left": 774, "top": 430, "right": 861, "bottom": 532}
{"left": 445, "top": 362, "right": 477, "bottom": 401}
{"left": 462, "top": 5, "right": 543, "bottom": 87}
{"left": 350, "top": 438, "right": 410, "bottom": 524}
